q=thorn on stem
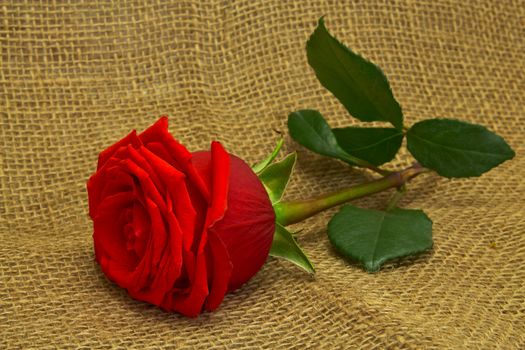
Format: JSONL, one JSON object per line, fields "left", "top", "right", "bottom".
{"left": 272, "top": 128, "right": 283, "bottom": 136}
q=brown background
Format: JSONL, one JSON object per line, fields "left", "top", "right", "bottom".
{"left": 1, "top": 0, "right": 524, "bottom": 348}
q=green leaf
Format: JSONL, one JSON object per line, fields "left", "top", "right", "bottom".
{"left": 333, "top": 127, "right": 403, "bottom": 166}
{"left": 327, "top": 205, "right": 433, "bottom": 272}
{"left": 288, "top": 109, "right": 357, "bottom": 164}
{"left": 252, "top": 138, "right": 284, "bottom": 174}
{"left": 307, "top": 17, "right": 403, "bottom": 130}
{"left": 270, "top": 223, "right": 315, "bottom": 274}
{"left": 258, "top": 152, "right": 296, "bottom": 204}
{"left": 407, "top": 118, "right": 515, "bottom": 178}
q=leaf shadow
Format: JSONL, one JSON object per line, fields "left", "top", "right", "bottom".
{"left": 288, "top": 148, "right": 376, "bottom": 196}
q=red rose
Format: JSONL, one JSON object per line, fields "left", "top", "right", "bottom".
{"left": 87, "top": 117, "right": 275, "bottom": 317}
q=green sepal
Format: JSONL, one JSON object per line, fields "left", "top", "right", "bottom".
{"left": 252, "top": 138, "right": 284, "bottom": 174}
{"left": 258, "top": 152, "right": 296, "bottom": 204}
{"left": 307, "top": 17, "right": 404, "bottom": 130}
{"left": 328, "top": 205, "right": 433, "bottom": 272}
{"left": 270, "top": 223, "right": 315, "bottom": 274}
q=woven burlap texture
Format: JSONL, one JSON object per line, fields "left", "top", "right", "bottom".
{"left": 1, "top": 0, "right": 524, "bottom": 348}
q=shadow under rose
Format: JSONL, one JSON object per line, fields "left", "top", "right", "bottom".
{"left": 87, "top": 247, "right": 292, "bottom": 327}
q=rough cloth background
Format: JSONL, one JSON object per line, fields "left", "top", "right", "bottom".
{"left": 1, "top": 0, "right": 524, "bottom": 348}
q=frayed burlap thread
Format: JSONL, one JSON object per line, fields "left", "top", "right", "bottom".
{"left": 1, "top": 1, "right": 524, "bottom": 348}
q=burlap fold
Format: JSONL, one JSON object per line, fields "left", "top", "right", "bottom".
{"left": 1, "top": 0, "right": 524, "bottom": 348}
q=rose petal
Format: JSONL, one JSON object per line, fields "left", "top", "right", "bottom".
{"left": 125, "top": 145, "right": 165, "bottom": 196}
{"left": 97, "top": 167, "right": 135, "bottom": 206}
{"left": 137, "top": 116, "right": 170, "bottom": 145}
{"left": 164, "top": 142, "right": 231, "bottom": 316}
{"left": 97, "top": 130, "right": 141, "bottom": 169}
{"left": 195, "top": 142, "right": 233, "bottom": 310}
{"left": 144, "top": 198, "right": 167, "bottom": 268}
{"left": 208, "top": 155, "right": 275, "bottom": 291}
{"left": 119, "top": 158, "right": 167, "bottom": 215}
{"left": 139, "top": 117, "right": 210, "bottom": 202}
{"left": 164, "top": 198, "right": 184, "bottom": 282}
{"left": 103, "top": 257, "right": 139, "bottom": 288}
{"left": 193, "top": 142, "right": 230, "bottom": 252}
{"left": 93, "top": 192, "right": 138, "bottom": 273}
{"left": 205, "top": 142, "right": 230, "bottom": 232}
{"left": 131, "top": 200, "right": 149, "bottom": 257}
{"left": 204, "top": 231, "right": 232, "bottom": 311}
{"left": 139, "top": 146, "right": 197, "bottom": 252}
{"left": 88, "top": 146, "right": 146, "bottom": 218}
{"left": 171, "top": 251, "right": 208, "bottom": 317}
{"left": 128, "top": 198, "right": 170, "bottom": 306}
{"left": 144, "top": 141, "right": 209, "bottom": 237}
{"left": 128, "top": 229, "right": 154, "bottom": 293}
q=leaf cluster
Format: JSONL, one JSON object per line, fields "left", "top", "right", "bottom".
{"left": 286, "top": 18, "right": 514, "bottom": 272}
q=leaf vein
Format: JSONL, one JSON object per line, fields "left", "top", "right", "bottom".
{"left": 344, "top": 132, "right": 402, "bottom": 152}
{"left": 409, "top": 132, "right": 507, "bottom": 158}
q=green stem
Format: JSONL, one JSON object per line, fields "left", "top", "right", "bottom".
{"left": 386, "top": 184, "right": 406, "bottom": 211}
{"left": 274, "top": 163, "right": 427, "bottom": 226}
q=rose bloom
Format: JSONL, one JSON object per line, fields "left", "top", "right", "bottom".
{"left": 87, "top": 117, "right": 275, "bottom": 317}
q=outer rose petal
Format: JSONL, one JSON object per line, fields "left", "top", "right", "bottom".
{"left": 171, "top": 141, "right": 233, "bottom": 316}
{"left": 202, "top": 142, "right": 233, "bottom": 311}
{"left": 192, "top": 150, "right": 275, "bottom": 293}
{"left": 209, "top": 155, "right": 275, "bottom": 291}
{"left": 97, "top": 130, "right": 141, "bottom": 169}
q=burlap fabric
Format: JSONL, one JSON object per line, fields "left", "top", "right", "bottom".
{"left": 1, "top": 1, "right": 524, "bottom": 348}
